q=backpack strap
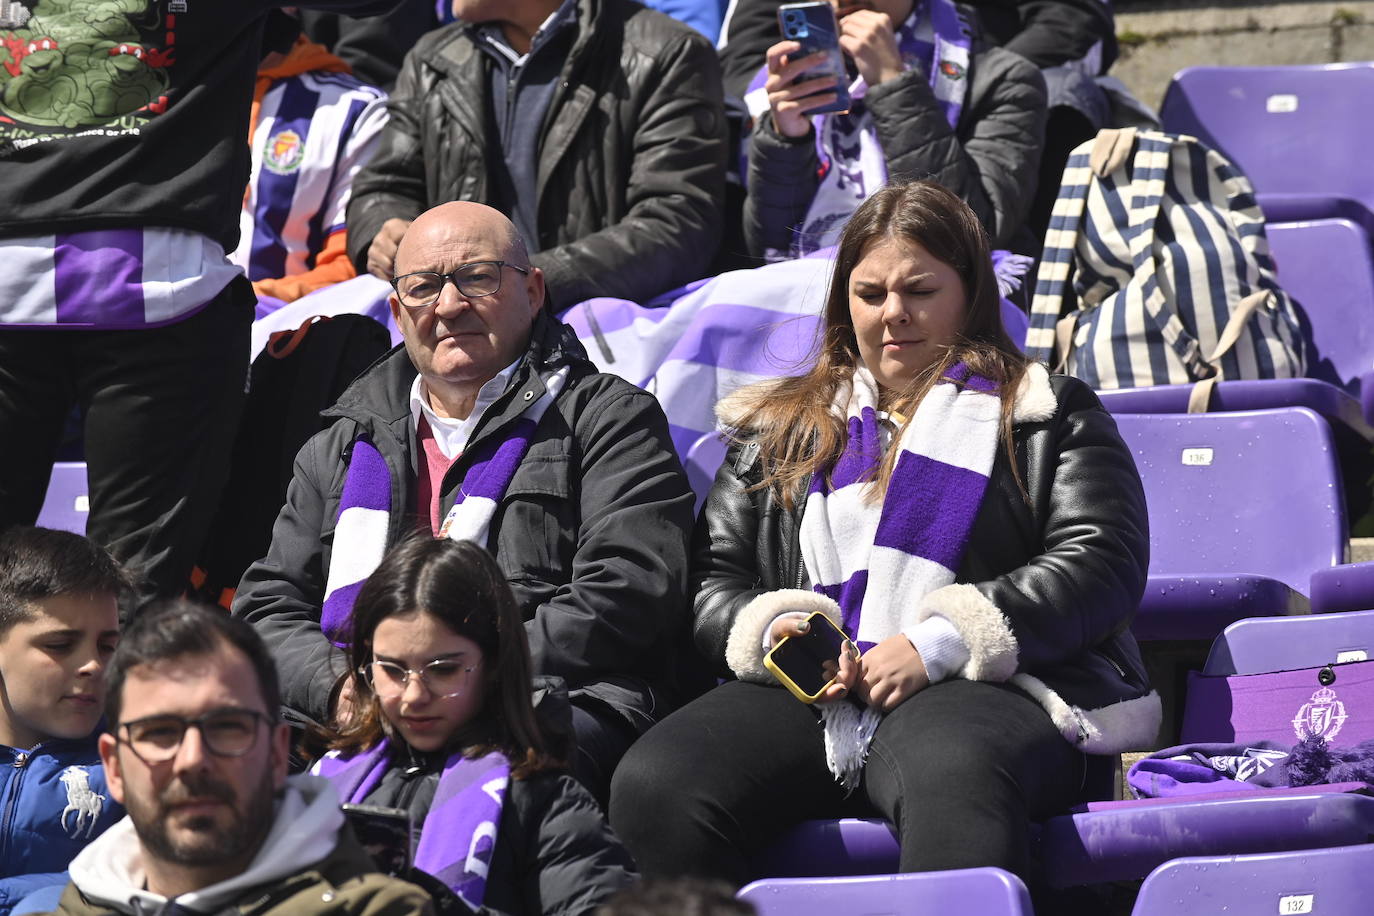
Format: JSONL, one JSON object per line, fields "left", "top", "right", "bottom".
{"left": 1186, "top": 288, "right": 1274, "bottom": 412}
{"left": 1026, "top": 129, "right": 1134, "bottom": 369}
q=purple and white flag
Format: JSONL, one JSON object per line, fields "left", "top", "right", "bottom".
{"left": 314, "top": 742, "right": 510, "bottom": 909}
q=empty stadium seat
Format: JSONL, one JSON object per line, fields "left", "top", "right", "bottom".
{"left": 1131, "top": 844, "right": 1374, "bottom": 915}
{"left": 36, "top": 461, "right": 89, "bottom": 535}
{"left": 1159, "top": 63, "right": 1374, "bottom": 234}
{"left": 1113, "top": 409, "right": 1344, "bottom": 641}
{"left": 738, "top": 868, "right": 1033, "bottom": 916}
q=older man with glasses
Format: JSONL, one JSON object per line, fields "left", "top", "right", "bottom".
{"left": 37, "top": 601, "right": 432, "bottom": 916}
{"left": 234, "top": 201, "right": 695, "bottom": 805}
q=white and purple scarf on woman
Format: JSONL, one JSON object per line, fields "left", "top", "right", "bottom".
{"left": 800, "top": 361, "right": 999, "bottom": 788}
{"left": 318, "top": 366, "right": 570, "bottom": 646}
{"left": 314, "top": 741, "right": 511, "bottom": 910}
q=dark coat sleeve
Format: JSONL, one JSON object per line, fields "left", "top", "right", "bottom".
{"left": 345, "top": 40, "right": 434, "bottom": 273}
{"left": 522, "top": 385, "right": 695, "bottom": 684}
{"left": 484, "top": 775, "right": 636, "bottom": 916}
{"left": 232, "top": 432, "right": 351, "bottom": 726}
{"left": 975, "top": 378, "right": 1149, "bottom": 673}
{"left": 1006, "top": 0, "right": 1114, "bottom": 70}
{"left": 530, "top": 30, "right": 727, "bottom": 307}
{"left": 865, "top": 46, "right": 1047, "bottom": 248}
{"left": 741, "top": 117, "right": 819, "bottom": 258}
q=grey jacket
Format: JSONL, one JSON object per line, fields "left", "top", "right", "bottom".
{"left": 744, "top": 43, "right": 1047, "bottom": 255}
{"left": 345, "top": 0, "right": 727, "bottom": 308}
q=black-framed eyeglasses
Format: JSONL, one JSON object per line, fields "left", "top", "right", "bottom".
{"left": 359, "top": 658, "right": 479, "bottom": 699}
{"left": 117, "top": 709, "right": 270, "bottom": 764}
{"left": 390, "top": 261, "right": 530, "bottom": 309}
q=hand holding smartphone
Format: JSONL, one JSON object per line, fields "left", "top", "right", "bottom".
{"left": 764, "top": 610, "right": 860, "bottom": 703}
{"left": 765, "top": 1, "right": 851, "bottom": 138}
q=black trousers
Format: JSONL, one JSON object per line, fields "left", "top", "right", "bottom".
{"left": 0, "top": 278, "right": 253, "bottom": 612}
{"left": 609, "top": 678, "right": 1085, "bottom": 886}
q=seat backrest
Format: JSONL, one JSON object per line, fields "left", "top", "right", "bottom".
{"left": 1132, "top": 843, "right": 1374, "bottom": 915}
{"left": 1160, "top": 63, "right": 1374, "bottom": 216}
{"left": 1112, "top": 408, "right": 1344, "bottom": 592}
{"left": 738, "top": 869, "right": 1032, "bottom": 916}
{"left": 36, "top": 462, "right": 89, "bottom": 535}
{"left": 1206, "top": 610, "right": 1374, "bottom": 676}
{"left": 1267, "top": 219, "right": 1374, "bottom": 395}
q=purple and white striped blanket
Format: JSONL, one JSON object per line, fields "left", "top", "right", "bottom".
{"left": 314, "top": 741, "right": 510, "bottom": 909}
{"left": 803, "top": 362, "right": 1001, "bottom": 787}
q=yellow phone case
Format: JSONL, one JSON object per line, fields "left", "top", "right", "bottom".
{"left": 763, "top": 611, "right": 852, "bottom": 703}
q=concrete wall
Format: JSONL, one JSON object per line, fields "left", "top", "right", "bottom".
{"left": 1111, "top": 0, "right": 1374, "bottom": 111}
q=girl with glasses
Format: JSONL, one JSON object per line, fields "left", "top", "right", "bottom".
{"left": 312, "top": 534, "right": 635, "bottom": 914}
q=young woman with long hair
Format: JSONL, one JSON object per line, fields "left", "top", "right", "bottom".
{"left": 610, "top": 181, "right": 1159, "bottom": 886}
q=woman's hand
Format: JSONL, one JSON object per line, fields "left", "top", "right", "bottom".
{"left": 333, "top": 672, "right": 359, "bottom": 727}
{"left": 856, "top": 634, "right": 929, "bottom": 711}
{"left": 838, "top": 9, "right": 904, "bottom": 87}
{"left": 764, "top": 40, "right": 841, "bottom": 138}
{"left": 768, "top": 615, "right": 861, "bottom": 703}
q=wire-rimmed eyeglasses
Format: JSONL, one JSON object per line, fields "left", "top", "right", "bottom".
{"left": 117, "top": 709, "right": 271, "bottom": 764}
{"left": 360, "top": 658, "right": 480, "bottom": 699}
{"left": 390, "top": 261, "right": 529, "bottom": 309}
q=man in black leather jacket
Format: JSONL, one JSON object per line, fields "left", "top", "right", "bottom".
{"left": 346, "top": 0, "right": 728, "bottom": 311}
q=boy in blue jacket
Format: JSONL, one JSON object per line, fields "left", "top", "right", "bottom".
{"left": 0, "top": 527, "right": 126, "bottom": 914}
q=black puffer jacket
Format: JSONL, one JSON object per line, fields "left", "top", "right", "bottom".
{"left": 233, "top": 313, "right": 695, "bottom": 734}
{"left": 694, "top": 367, "right": 1161, "bottom": 754}
{"left": 743, "top": 41, "right": 1046, "bottom": 256}
{"left": 345, "top": 0, "right": 727, "bottom": 308}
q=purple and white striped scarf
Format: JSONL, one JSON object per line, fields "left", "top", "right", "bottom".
{"left": 319, "top": 366, "right": 569, "bottom": 645}
{"left": 314, "top": 741, "right": 510, "bottom": 908}
{"left": 801, "top": 362, "right": 999, "bottom": 787}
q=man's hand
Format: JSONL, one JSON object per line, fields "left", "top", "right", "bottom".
{"left": 838, "top": 9, "right": 904, "bottom": 87}
{"left": 855, "top": 634, "right": 929, "bottom": 711}
{"left": 764, "top": 40, "right": 841, "bottom": 139}
{"left": 366, "top": 218, "right": 412, "bottom": 280}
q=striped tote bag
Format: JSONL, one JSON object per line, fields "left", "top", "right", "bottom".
{"left": 1025, "top": 128, "right": 1304, "bottom": 402}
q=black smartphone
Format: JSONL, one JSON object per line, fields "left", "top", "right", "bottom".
{"left": 777, "top": 1, "right": 851, "bottom": 115}
{"left": 764, "top": 610, "right": 854, "bottom": 702}
{"left": 341, "top": 803, "right": 413, "bottom": 876}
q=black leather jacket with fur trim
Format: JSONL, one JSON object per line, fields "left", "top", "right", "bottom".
{"left": 692, "top": 367, "right": 1160, "bottom": 754}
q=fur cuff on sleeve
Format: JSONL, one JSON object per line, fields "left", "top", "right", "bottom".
{"left": 725, "top": 590, "right": 842, "bottom": 683}
{"left": 915, "top": 583, "right": 1019, "bottom": 682}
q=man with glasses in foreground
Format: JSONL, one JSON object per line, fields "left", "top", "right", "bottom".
{"left": 42, "top": 601, "right": 431, "bottom": 916}
{"left": 234, "top": 201, "right": 694, "bottom": 805}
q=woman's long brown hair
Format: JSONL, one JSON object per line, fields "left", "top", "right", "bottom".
{"left": 326, "top": 533, "right": 558, "bottom": 779}
{"left": 732, "top": 181, "right": 1031, "bottom": 506}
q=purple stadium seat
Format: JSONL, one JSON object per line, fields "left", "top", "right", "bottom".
{"left": 1113, "top": 409, "right": 1345, "bottom": 641}
{"left": 1158, "top": 63, "right": 1374, "bottom": 233}
{"left": 1267, "top": 220, "right": 1374, "bottom": 402}
{"left": 1041, "top": 792, "right": 1374, "bottom": 888}
{"left": 1201, "top": 611, "right": 1374, "bottom": 677}
{"left": 36, "top": 461, "right": 89, "bottom": 535}
{"left": 738, "top": 869, "right": 1033, "bottom": 916}
{"left": 1180, "top": 611, "right": 1374, "bottom": 746}
{"left": 1131, "top": 844, "right": 1374, "bottom": 916}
